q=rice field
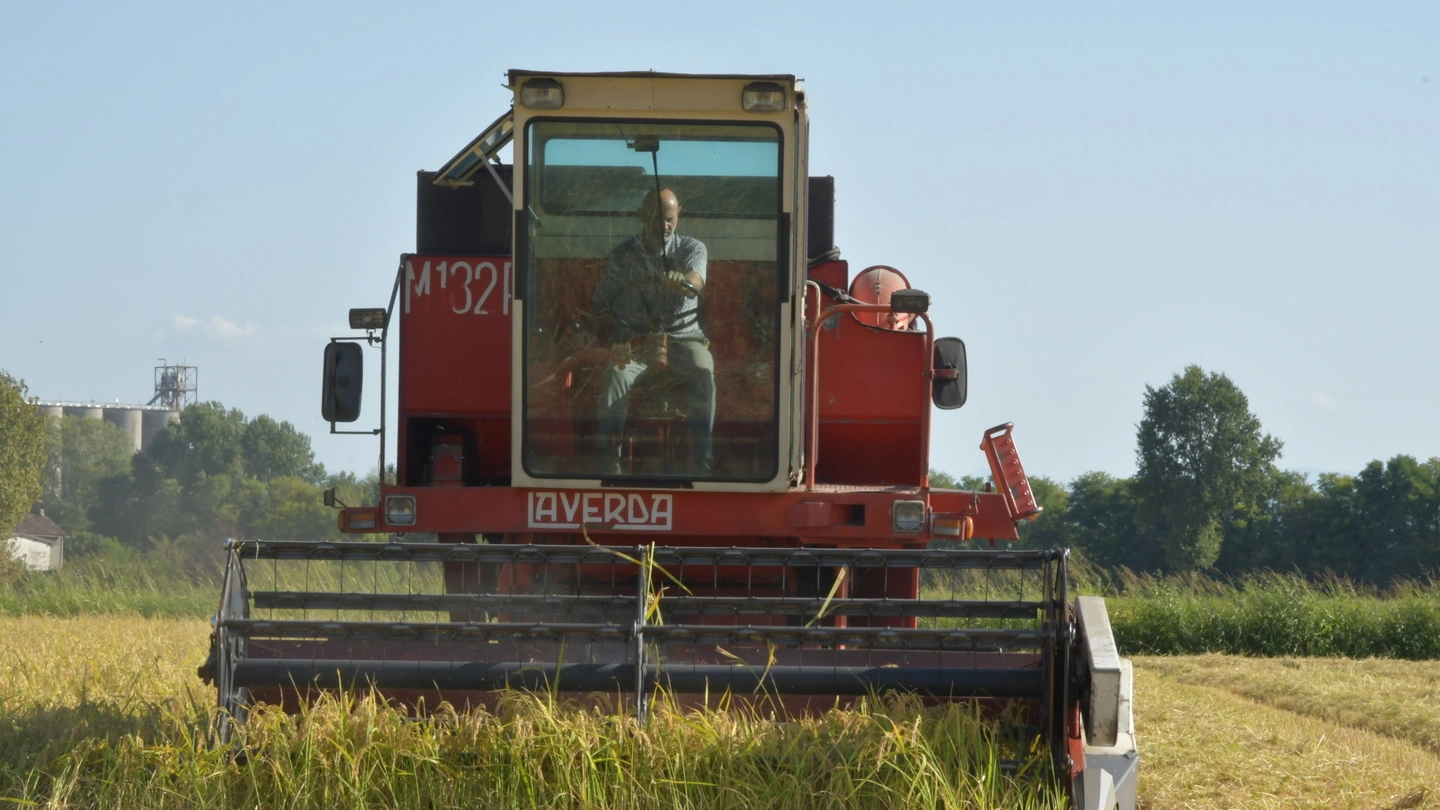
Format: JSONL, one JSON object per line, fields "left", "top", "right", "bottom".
{"left": 1135, "top": 656, "right": 1440, "bottom": 809}
{"left": 0, "top": 616, "right": 1061, "bottom": 809}
{"left": 4, "top": 617, "right": 1440, "bottom": 808}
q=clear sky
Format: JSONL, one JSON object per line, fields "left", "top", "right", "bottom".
{"left": 3, "top": 2, "right": 1436, "bottom": 485}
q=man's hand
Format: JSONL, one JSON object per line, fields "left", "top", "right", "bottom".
{"left": 664, "top": 270, "right": 699, "bottom": 298}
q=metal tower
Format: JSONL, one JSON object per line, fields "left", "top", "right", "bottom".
{"left": 148, "top": 362, "right": 197, "bottom": 409}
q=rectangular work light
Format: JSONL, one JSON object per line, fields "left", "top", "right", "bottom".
{"left": 890, "top": 289, "right": 931, "bottom": 314}
{"left": 521, "top": 78, "right": 564, "bottom": 109}
{"left": 742, "top": 82, "right": 787, "bottom": 112}
{"left": 349, "top": 308, "right": 387, "bottom": 330}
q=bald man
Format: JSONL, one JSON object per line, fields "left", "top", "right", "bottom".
{"left": 591, "top": 188, "right": 715, "bottom": 475}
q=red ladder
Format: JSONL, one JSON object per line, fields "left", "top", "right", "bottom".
{"left": 980, "top": 423, "right": 1043, "bottom": 522}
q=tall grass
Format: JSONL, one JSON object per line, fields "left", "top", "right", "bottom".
{"left": 0, "top": 556, "right": 216, "bottom": 617}
{"left": 1108, "top": 571, "right": 1440, "bottom": 659}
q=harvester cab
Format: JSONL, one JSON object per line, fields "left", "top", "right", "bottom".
{"left": 209, "top": 71, "right": 1138, "bottom": 809}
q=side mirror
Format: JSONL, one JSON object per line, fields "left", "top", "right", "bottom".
{"left": 321, "top": 342, "right": 364, "bottom": 422}
{"left": 932, "top": 337, "right": 967, "bottom": 410}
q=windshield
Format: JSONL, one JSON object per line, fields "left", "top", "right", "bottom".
{"left": 521, "top": 120, "right": 782, "bottom": 482}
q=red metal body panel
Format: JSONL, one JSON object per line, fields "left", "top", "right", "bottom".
{"left": 399, "top": 255, "right": 513, "bottom": 412}
{"left": 810, "top": 303, "right": 930, "bottom": 488}
{"left": 808, "top": 261, "right": 927, "bottom": 488}
{"left": 354, "top": 486, "right": 1020, "bottom": 542}
{"left": 398, "top": 255, "right": 513, "bottom": 484}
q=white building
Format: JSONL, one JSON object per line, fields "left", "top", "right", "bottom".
{"left": 6, "top": 507, "right": 65, "bottom": 571}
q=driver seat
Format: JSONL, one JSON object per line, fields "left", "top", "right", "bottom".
{"left": 621, "top": 355, "right": 694, "bottom": 476}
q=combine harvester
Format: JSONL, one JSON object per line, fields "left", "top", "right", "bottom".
{"left": 201, "top": 71, "right": 1139, "bottom": 808}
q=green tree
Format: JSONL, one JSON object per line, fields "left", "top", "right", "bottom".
{"left": 1214, "top": 469, "right": 1316, "bottom": 575}
{"left": 1134, "top": 365, "right": 1282, "bottom": 571}
{"left": 1064, "top": 472, "right": 1160, "bottom": 571}
{"left": 242, "top": 414, "right": 324, "bottom": 483}
{"left": 90, "top": 402, "right": 342, "bottom": 560}
{"left": 1350, "top": 456, "right": 1440, "bottom": 582}
{"left": 928, "top": 469, "right": 991, "bottom": 492}
{"left": 43, "top": 415, "right": 136, "bottom": 530}
{"left": 1015, "top": 476, "right": 1071, "bottom": 549}
{"left": 1290, "top": 471, "right": 1363, "bottom": 577}
{"left": 0, "top": 372, "right": 46, "bottom": 534}
{"left": 90, "top": 467, "right": 186, "bottom": 550}
{"left": 142, "top": 402, "right": 248, "bottom": 484}
{"left": 324, "top": 469, "right": 379, "bottom": 508}
{"left": 251, "top": 477, "right": 341, "bottom": 542}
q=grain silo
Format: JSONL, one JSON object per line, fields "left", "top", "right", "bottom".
{"left": 35, "top": 364, "right": 194, "bottom": 455}
{"left": 141, "top": 408, "right": 181, "bottom": 450}
{"left": 103, "top": 407, "right": 145, "bottom": 453}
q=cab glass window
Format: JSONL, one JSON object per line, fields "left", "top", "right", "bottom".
{"left": 520, "top": 120, "right": 782, "bottom": 482}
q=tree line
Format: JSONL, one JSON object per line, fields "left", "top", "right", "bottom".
{"left": 977, "top": 366, "right": 1439, "bottom": 585}
{"left": 30, "top": 399, "right": 376, "bottom": 575}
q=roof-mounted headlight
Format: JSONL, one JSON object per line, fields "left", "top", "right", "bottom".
{"left": 348, "top": 308, "right": 387, "bottom": 330}
{"left": 520, "top": 78, "right": 564, "bottom": 110}
{"left": 741, "top": 82, "right": 787, "bottom": 112}
{"left": 890, "top": 289, "right": 931, "bottom": 314}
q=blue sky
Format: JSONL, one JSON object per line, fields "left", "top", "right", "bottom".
{"left": 3, "top": 2, "right": 1436, "bottom": 484}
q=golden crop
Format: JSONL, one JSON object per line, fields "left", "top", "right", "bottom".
{"left": 4, "top": 617, "right": 1440, "bottom": 809}
{"left": 1136, "top": 656, "right": 1440, "bottom": 809}
{"left": 0, "top": 617, "right": 1060, "bottom": 809}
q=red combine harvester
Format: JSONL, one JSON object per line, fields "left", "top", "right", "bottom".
{"left": 203, "top": 71, "right": 1138, "bottom": 808}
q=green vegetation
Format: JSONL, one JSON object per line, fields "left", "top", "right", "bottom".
{"left": 7, "top": 552, "right": 1440, "bottom": 664}
{"left": 998, "top": 365, "right": 1440, "bottom": 587}
{"left": 0, "top": 555, "right": 215, "bottom": 617}
{"left": 1134, "top": 365, "right": 1283, "bottom": 571}
{"left": 33, "top": 402, "right": 384, "bottom": 580}
{"left": 42, "top": 410, "right": 135, "bottom": 532}
{"left": 1108, "top": 571, "right": 1440, "bottom": 659}
{"left": 0, "top": 371, "right": 46, "bottom": 537}
{"left": 84, "top": 402, "right": 365, "bottom": 551}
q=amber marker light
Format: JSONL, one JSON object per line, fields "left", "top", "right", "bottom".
{"left": 931, "top": 516, "right": 974, "bottom": 541}
{"left": 342, "top": 508, "right": 378, "bottom": 531}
